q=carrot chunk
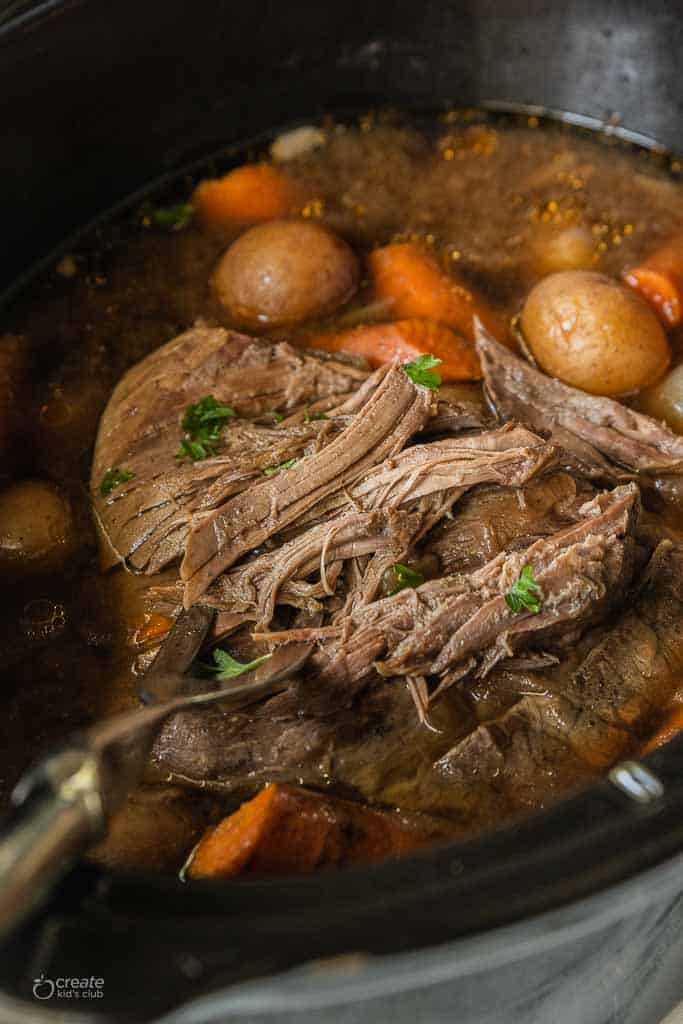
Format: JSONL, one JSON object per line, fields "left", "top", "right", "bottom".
{"left": 186, "top": 783, "right": 440, "bottom": 878}
{"left": 130, "top": 612, "right": 173, "bottom": 646}
{"left": 193, "top": 164, "right": 302, "bottom": 229}
{"left": 368, "top": 242, "right": 512, "bottom": 345}
{"left": 307, "top": 318, "right": 481, "bottom": 381}
{"left": 641, "top": 705, "right": 683, "bottom": 754}
{"left": 622, "top": 233, "right": 683, "bottom": 328}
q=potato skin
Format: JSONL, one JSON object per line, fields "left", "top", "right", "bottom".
{"left": 520, "top": 270, "right": 670, "bottom": 396}
{"left": 212, "top": 220, "right": 360, "bottom": 327}
{"left": 529, "top": 226, "right": 596, "bottom": 277}
{"left": 640, "top": 363, "right": 683, "bottom": 434}
{"left": 0, "top": 480, "right": 74, "bottom": 571}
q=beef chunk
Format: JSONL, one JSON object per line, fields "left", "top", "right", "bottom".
{"left": 206, "top": 508, "right": 421, "bottom": 628}
{"left": 432, "top": 695, "right": 598, "bottom": 817}
{"left": 91, "top": 326, "right": 367, "bottom": 571}
{"left": 559, "top": 540, "right": 683, "bottom": 748}
{"left": 427, "top": 471, "right": 593, "bottom": 576}
{"left": 204, "top": 426, "right": 557, "bottom": 628}
{"left": 434, "top": 542, "right": 683, "bottom": 813}
{"left": 302, "top": 484, "right": 639, "bottom": 696}
{"left": 424, "top": 385, "right": 493, "bottom": 437}
{"left": 180, "top": 361, "right": 433, "bottom": 605}
{"left": 477, "top": 324, "right": 683, "bottom": 477}
{"left": 151, "top": 671, "right": 473, "bottom": 813}
{"left": 294, "top": 423, "right": 558, "bottom": 533}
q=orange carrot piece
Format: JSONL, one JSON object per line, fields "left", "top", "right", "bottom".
{"left": 368, "top": 242, "right": 512, "bottom": 345}
{"left": 307, "top": 318, "right": 481, "bottom": 381}
{"left": 131, "top": 612, "right": 173, "bottom": 647}
{"left": 623, "top": 233, "right": 683, "bottom": 327}
{"left": 193, "top": 164, "right": 302, "bottom": 228}
{"left": 186, "top": 783, "right": 440, "bottom": 878}
{"left": 641, "top": 705, "right": 683, "bottom": 754}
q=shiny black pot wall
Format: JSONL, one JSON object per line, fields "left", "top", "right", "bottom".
{"left": 3, "top": 0, "right": 683, "bottom": 297}
{"left": 3, "top": 1, "right": 683, "bottom": 1021}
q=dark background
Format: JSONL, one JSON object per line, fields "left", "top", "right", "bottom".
{"left": 2, "top": 0, "right": 683, "bottom": 294}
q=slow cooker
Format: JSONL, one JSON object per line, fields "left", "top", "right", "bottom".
{"left": 2, "top": 2, "right": 683, "bottom": 1021}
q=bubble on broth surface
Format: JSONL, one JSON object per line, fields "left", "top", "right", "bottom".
{"left": 20, "top": 599, "right": 67, "bottom": 642}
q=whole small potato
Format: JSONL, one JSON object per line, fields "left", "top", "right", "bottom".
{"left": 520, "top": 270, "right": 670, "bottom": 396}
{"left": 0, "top": 480, "right": 74, "bottom": 571}
{"left": 639, "top": 363, "right": 683, "bottom": 434}
{"left": 212, "top": 220, "right": 360, "bottom": 327}
{"left": 529, "top": 225, "right": 596, "bottom": 277}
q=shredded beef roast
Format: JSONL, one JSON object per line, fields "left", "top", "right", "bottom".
{"left": 205, "top": 508, "right": 421, "bottom": 629}
{"left": 179, "top": 361, "right": 433, "bottom": 605}
{"left": 268, "top": 484, "right": 638, "bottom": 699}
{"left": 152, "top": 539, "right": 683, "bottom": 824}
{"left": 91, "top": 317, "right": 683, "bottom": 836}
{"left": 433, "top": 541, "right": 683, "bottom": 815}
{"left": 91, "top": 326, "right": 368, "bottom": 571}
{"left": 196, "top": 426, "right": 559, "bottom": 630}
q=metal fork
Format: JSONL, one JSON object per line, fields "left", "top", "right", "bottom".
{"left": 0, "top": 606, "right": 304, "bottom": 940}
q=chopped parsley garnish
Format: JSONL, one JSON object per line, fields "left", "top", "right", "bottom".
{"left": 150, "top": 202, "right": 194, "bottom": 231}
{"left": 266, "top": 410, "right": 284, "bottom": 423}
{"left": 304, "top": 411, "right": 329, "bottom": 423}
{"left": 205, "top": 647, "right": 272, "bottom": 680}
{"left": 403, "top": 354, "right": 442, "bottom": 390}
{"left": 505, "top": 565, "right": 542, "bottom": 614}
{"left": 389, "top": 562, "right": 425, "bottom": 595}
{"left": 99, "top": 467, "right": 136, "bottom": 497}
{"left": 177, "top": 439, "right": 211, "bottom": 462}
{"left": 176, "top": 395, "right": 235, "bottom": 462}
{"left": 263, "top": 457, "right": 298, "bottom": 476}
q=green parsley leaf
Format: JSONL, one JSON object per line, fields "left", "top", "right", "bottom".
{"left": 263, "top": 457, "right": 298, "bottom": 476}
{"left": 206, "top": 647, "right": 272, "bottom": 681}
{"left": 176, "top": 395, "right": 235, "bottom": 462}
{"left": 265, "top": 410, "right": 284, "bottom": 423}
{"left": 389, "top": 562, "right": 425, "bottom": 595}
{"left": 181, "top": 395, "right": 235, "bottom": 435}
{"left": 99, "top": 467, "right": 136, "bottom": 497}
{"left": 505, "top": 565, "right": 542, "bottom": 614}
{"left": 151, "top": 203, "right": 194, "bottom": 231}
{"left": 304, "top": 411, "right": 329, "bottom": 423}
{"left": 403, "top": 353, "right": 442, "bottom": 390}
{"left": 176, "top": 439, "right": 212, "bottom": 462}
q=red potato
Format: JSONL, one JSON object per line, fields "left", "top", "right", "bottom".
{"left": 639, "top": 363, "right": 683, "bottom": 434}
{"left": 213, "top": 220, "right": 360, "bottom": 328}
{"left": 529, "top": 225, "right": 597, "bottom": 277}
{"left": 0, "top": 480, "right": 75, "bottom": 572}
{"left": 520, "top": 270, "right": 670, "bottom": 396}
